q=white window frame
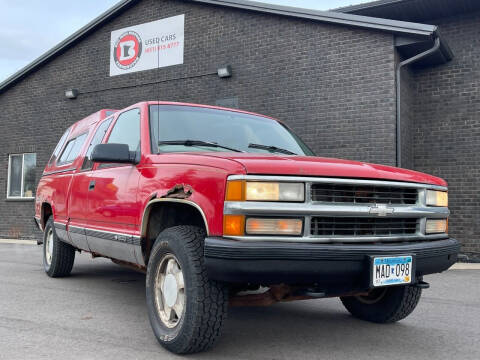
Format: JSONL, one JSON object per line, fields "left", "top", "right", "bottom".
{"left": 7, "top": 153, "right": 36, "bottom": 200}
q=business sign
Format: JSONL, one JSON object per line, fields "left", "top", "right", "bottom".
{"left": 110, "top": 15, "right": 184, "bottom": 76}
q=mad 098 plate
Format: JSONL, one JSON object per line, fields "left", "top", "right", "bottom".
{"left": 370, "top": 255, "right": 414, "bottom": 287}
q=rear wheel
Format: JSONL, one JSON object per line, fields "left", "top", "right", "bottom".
{"left": 340, "top": 285, "right": 422, "bottom": 323}
{"left": 146, "top": 225, "right": 228, "bottom": 354}
{"left": 43, "top": 218, "right": 75, "bottom": 277}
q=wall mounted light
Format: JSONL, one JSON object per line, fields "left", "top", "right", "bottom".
{"left": 65, "top": 89, "right": 79, "bottom": 99}
{"left": 217, "top": 65, "right": 232, "bottom": 78}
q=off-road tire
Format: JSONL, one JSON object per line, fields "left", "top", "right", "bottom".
{"left": 340, "top": 285, "right": 422, "bottom": 323}
{"left": 146, "top": 225, "right": 228, "bottom": 354}
{"left": 43, "top": 217, "right": 75, "bottom": 277}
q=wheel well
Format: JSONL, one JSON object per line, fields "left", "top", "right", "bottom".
{"left": 142, "top": 201, "right": 207, "bottom": 265}
{"left": 41, "top": 203, "right": 53, "bottom": 228}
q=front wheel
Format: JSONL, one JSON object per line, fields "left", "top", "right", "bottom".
{"left": 43, "top": 218, "right": 75, "bottom": 277}
{"left": 340, "top": 285, "right": 422, "bottom": 323}
{"left": 146, "top": 225, "right": 228, "bottom": 354}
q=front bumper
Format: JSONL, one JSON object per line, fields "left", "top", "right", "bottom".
{"left": 204, "top": 237, "right": 460, "bottom": 287}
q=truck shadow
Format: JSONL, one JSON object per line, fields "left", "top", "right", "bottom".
{"left": 206, "top": 304, "right": 433, "bottom": 359}
{"left": 68, "top": 256, "right": 449, "bottom": 359}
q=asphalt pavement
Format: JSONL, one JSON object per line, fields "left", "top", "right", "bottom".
{"left": 0, "top": 242, "right": 479, "bottom": 360}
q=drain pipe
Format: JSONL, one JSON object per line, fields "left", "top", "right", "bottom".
{"left": 396, "top": 36, "right": 440, "bottom": 167}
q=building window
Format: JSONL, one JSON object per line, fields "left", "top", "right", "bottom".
{"left": 7, "top": 153, "right": 37, "bottom": 199}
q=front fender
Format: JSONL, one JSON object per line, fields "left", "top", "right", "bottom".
{"left": 139, "top": 197, "right": 210, "bottom": 238}
{"left": 137, "top": 164, "right": 234, "bottom": 236}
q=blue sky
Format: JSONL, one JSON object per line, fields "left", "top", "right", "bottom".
{"left": 0, "top": 0, "right": 370, "bottom": 82}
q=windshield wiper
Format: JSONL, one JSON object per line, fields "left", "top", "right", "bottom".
{"left": 248, "top": 143, "right": 297, "bottom": 155}
{"left": 159, "top": 140, "right": 243, "bottom": 153}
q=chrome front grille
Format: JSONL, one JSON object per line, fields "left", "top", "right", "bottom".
{"left": 310, "top": 217, "right": 418, "bottom": 237}
{"left": 311, "top": 183, "right": 417, "bottom": 205}
{"left": 224, "top": 175, "right": 449, "bottom": 243}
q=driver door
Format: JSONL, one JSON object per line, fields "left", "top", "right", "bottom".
{"left": 86, "top": 108, "right": 142, "bottom": 263}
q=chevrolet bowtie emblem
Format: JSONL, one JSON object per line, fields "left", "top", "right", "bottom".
{"left": 369, "top": 204, "right": 394, "bottom": 216}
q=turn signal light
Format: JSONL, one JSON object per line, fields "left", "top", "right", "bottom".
{"left": 225, "top": 180, "right": 245, "bottom": 201}
{"left": 223, "top": 215, "right": 245, "bottom": 236}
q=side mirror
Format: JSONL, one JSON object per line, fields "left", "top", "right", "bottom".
{"left": 90, "top": 143, "right": 137, "bottom": 164}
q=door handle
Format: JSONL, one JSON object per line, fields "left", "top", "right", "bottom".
{"left": 88, "top": 180, "right": 96, "bottom": 191}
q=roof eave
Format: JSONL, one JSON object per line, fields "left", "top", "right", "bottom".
{"left": 334, "top": 0, "right": 404, "bottom": 14}
{"left": 193, "top": 1, "right": 453, "bottom": 66}
{"left": 191, "top": 0, "right": 437, "bottom": 37}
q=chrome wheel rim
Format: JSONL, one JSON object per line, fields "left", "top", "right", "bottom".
{"left": 45, "top": 228, "right": 54, "bottom": 266}
{"left": 154, "top": 254, "right": 185, "bottom": 328}
{"left": 356, "top": 287, "right": 388, "bottom": 304}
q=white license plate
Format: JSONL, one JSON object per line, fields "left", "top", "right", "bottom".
{"left": 372, "top": 255, "right": 413, "bottom": 287}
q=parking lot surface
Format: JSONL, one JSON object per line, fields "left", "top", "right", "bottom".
{"left": 0, "top": 243, "right": 479, "bottom": 360}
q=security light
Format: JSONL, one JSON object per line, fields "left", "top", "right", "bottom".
{"left": 217, "top": 65, "right": 232, "bottom": 78}
{"left": 65, "top": 89, "right": 79, "bottom": 99}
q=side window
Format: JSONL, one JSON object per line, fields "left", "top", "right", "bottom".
{"left": 57, "top": 133, "right": 88, "bottom": 165}
{"left": 81, "top": 117, "right": 113, "bottom": 170}
{"left": 48, "top": 127, "right": 71, "bottom": 166}
{"left": 7, "top": 153, "right": 37, "bottom": 198}
{"left": 107, "top": 109, "right": 141, "bottom": 152}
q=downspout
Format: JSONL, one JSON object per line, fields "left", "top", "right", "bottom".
{"left": 396, "top": 36, "right": 440, "bottom": 167}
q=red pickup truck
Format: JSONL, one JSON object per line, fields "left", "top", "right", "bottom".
{"left": 35, "top": 101, "right": 459, "bottom": 354}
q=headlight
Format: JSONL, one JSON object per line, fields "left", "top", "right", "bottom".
{"left": 226, "top": 180, "right": 304, "bottom": 202}
{"left": 426, "top": 190, "right": 448, "bottom": 207}
{"left": 246, "top": 218, "right": 303, "bottom": 235}
{"left": 425, "top": 219, "right": 448, "bottom": 234}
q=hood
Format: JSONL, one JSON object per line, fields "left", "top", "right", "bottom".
{"left": 199, "top": 153, "right": 447, "bottom": 187}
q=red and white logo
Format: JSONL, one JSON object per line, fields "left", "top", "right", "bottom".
{"left": 113, "top": 31, "right": 142, "bottom": 70}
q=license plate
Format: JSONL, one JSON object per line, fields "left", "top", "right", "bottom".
{"left": 371, "top": 255, "right": 413, "bottom": 287}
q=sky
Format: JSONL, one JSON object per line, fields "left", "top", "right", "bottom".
{"left": 0, "top": 0, "right": 371, "bottom": 82}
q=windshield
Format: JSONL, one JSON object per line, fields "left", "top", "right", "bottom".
{"left": 149, "top": 105, "right": 315, "bottom": 156}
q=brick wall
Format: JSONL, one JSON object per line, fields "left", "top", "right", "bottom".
{"left": 0, "top": 0, "right": 398, "bottom": 239}
{"left": 412, "top": 11, "right": 480, "bottom": 260}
